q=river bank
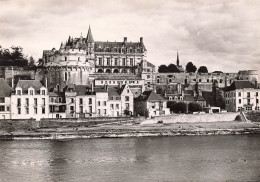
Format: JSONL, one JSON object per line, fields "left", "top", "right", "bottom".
{"left": 1, "top": 121, "right": 260, "bottom": 140}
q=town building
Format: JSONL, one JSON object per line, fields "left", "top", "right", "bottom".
{"left": 49, "top": 86, "right": 66, "bottom": 118}
{"left": 11, "top": 80, "right": 49, "bottom": 120}
{"left": 134, "top": 90, "right": 170, "bottom": 117}
{"left": 224, "top": 80, "right": 260, "bottom": 112}
{"left": 0, "top": 78, "right": 12, "bottom": 119}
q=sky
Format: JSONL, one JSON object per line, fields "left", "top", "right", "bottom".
{"left": 0, "top": 0, "right": 260, "bottom": 75}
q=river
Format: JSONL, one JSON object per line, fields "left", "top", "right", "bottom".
{"left": 0, "top": 135, "right": 260, "bottom": 182}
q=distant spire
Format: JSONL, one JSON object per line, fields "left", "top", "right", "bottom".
{"left": 177, "top": 51, "right": 179, "bottom": 67}
{"left": 60, "top": 42, "right": 63, "bottom": 48}
{"left": 86, "top": 25, "right": 94, "bottom": 43}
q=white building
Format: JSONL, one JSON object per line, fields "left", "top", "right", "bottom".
{"left": 224, "top": 80, "right": 260, "bottom": 112}
{"left": 0, "top": 78, "right": 12, "bottom": 119}
{"left": 11, "top": 80, "right": 49, "bottom": 120}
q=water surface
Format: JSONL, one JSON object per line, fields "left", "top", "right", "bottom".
{"left": 0, "top": 135, "right": 260, "bottom": 181}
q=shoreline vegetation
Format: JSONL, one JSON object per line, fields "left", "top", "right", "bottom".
{"left": 1, "top": 120, "right": 260, "bottom": 140}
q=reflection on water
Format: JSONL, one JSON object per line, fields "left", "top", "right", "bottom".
{"left": 0, "top": 135, "right": 260, "bottom": 182}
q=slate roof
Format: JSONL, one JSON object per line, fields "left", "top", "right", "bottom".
{"left": 74, "top": 85, "right": 94, "bottom": 95}
{"left": 136, "top": 91, "right": 165, "bottom": 102}
{"left": 86, "top": 26, "right": 94, "bottom": 43}
{"left": 108, "top": 87, "right": 120, "bottom": 98}
{"left": 16, "top": 80, "right": 44, "bottom": 94}
{"left": 225, "top": 80, "right": 256, "bottom": 91}
{"left": 0, "top": 78, "right": 12, "bottom": 97}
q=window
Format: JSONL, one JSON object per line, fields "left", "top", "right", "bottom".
{"left": 125, "top": 96, "right": 129, "bottom": 102}
{"left": 98, "top": 109, "right": 101, "bottom": 115}
{"left": 116, "top": 104, "right": 119, "bottom": 109}
{"left": 65, "top": 72, "right": 68, "bottom": 81}
{"left": 65, "top": 56, "right": 67, "bottom": 61}
{"left": 110, "top": 104, "right": 114, "bottom": 110}
{"left": 239, "top": 99, "right": 241, "bottom": 104}
{"left": 59, "top": 98, "right": 62, "bottom": 102}
{"left": 127, "top": 89, "right": 129, "bottom": 93}
{"left": 42, "top": 107, "right": 45, "bottom": 114}
{"left": 103, "top": 101, "right": 106, "bottom": 106}
{"left": 26, "top": 98, "right": 29, "bottom": 106}
{"left": 247, "top": 99, "right": 251, "bottom": 105}
{"left": 107, "top": 58, "right": 110, "bottom": 66}
{"left": 6, "top": 107, "right": 10, "bottom": 111}
{"left": 0, "top": 106, "right": 4, "bottom": 111}
{"left": 104, "top": 109, "right": 106, "bottom": 115}
{"left": 80, "top": 106, "right": 83, "bottom": 113}
{"left": 238, "top": 92, "right": 241, "bottom": 97}
{"left": 199, "top": 79, "right": 201, "bottom": 82}
{"left": 256, "top": 92, "right": 258, "bottom": 97}
{"left": 89, "top": 106, "right": 92, "bottom": 113}
{"left": 79, "top": 98, "right": 83, "bottom": 105}
{"left": 42, "top": 90, "right": 46, "bottom": 95}
{"left": 70, "top": 98, "right": 74, "bottom": 103}
{"left": 26, "top": 108, "right": 29, "bottom": 114}
{"left": 30, "top": 90, "right": 34, "bottom": 95}
{"left": 18, "top": 108, "right": 21, "bottom": 114}
{"left": 98, "top": 101, "right": 100, "bottom": 106}
{"left": 70, "top": 106, "right": 74, "bottom": 113}
{"left": 147, "top": 75, "right": 150, "bottom": 79}
{"left": 99, "top": 58, "right": 102, "bottom": 65}
{"left": 247, "top": 92, "right": 250, "bottom": 98}
{"left": 114, "top": 58, "right": 118, "bottom": 66}
{"left": 89, "top": 98, "right": 92, "bottom": 104}
{"left": 34, "top": 98, "right": 37, "bottom": 106}
{"left": 51, "top": 98, "right": 54, "bottom": 102}
{"left": 125, "top": 103, "right": 129, "bottom": 110}
{"left": 34, "top": 107, "right": 37, "bottom": 114}
{"left": 17, "top": 90, "right": 21, "bottom": 95}
{"left": 42, "top": 98, "right": 45, "bottom": 106}
{"left": 122, "top": 58, "right": 126, "bottom": 66}
{"left": 17, "top": 98, "right": 21, "bottom": 106}
{"left": 257, "top": 99, "right": 259, "bottom": 104}
{"left": 0, "top": 98, "right": 5, "bottom": 103}
{"left": 130, "top": 58, "right": 133, "bottom": 66}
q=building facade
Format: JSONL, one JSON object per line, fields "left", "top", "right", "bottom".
{"left": 224, "top": 80, "right": 260, "bottom": 112}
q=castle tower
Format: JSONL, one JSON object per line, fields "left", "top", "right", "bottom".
{"left": 86, "top": 26, "right": 95, "bottom": 60}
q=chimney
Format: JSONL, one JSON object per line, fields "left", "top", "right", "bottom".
{"left": 124, "top": 37, "right": 127, "bottom": 43}
{"left": 45, "top": 78, "right": 48, "bottom": 88}
{"left": 140, "top": 37, "right": 143, "bottom": 43}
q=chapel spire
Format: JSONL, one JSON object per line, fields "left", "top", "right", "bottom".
{"left": 177, "top": 51, "right": 180, "bottom": 67}
{"left": 86, "top": 25, "right": 94, "bottom": 43}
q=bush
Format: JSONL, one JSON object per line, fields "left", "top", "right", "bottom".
{"left": 170, "top": 102, "right": 187, "bottom": 113}
{"left": 235, "top": 115, "right": 242, "bottom": 121}
{"left": 188, "top": 102, "right": 203, "bottom": 113}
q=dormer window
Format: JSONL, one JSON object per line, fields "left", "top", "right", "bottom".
{"left": 42, "top": 90, "right": 46, "bottom": 95}
{"left": 16, "top": 89, "right": 22, "bottom": 95}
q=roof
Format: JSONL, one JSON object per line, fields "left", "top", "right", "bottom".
{"left": 136, "top": 91, "right": 165, "bottom": 102}
{"left": 86, "top": 26, "right": 94, "bottom": 43}
{"left": 95, "top": 75, "right": 141, "bottom": 80}
{"left": 184, "top": 94, "right": 206, "bottom": 102}
{"left": 49, "top": 92, "right": 65, "bottom": 97}
{"left": 0, "top": 78, "right": 12, "bottom": 97}
{"left": 108, "top": 87, "right": 120, "bottom": 98}
{"left": 16, "top": 80, "right": 44, "bottom": 94}
{"left": 225, "top": 80, "right": 256, "bottom": 91}
{"left": 74, "top": 85, "right": 93, "bottom": 95}
{"left": 94, "top": 87, "right": 107, "bottom": 93}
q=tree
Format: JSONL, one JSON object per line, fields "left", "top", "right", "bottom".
{"left": 170, "top": 102, "right": 187, "bottom": 113}
{"left": 28, "top": 56, "right": 36, "bottom": 67}
{"left": 213, "top": 71, "right": 223, "bottom": 74}
{"left": 168, "top": 64, "right": 180, "bottom": 73}
{"left": 158, "top": 64, "right": 169, "bottom": 73}
{"left": 198, "top": 66, "right": 208, "bottom": 73}
{"left": 188, "top": 102, "right": 203, "bottom": 113}
{"left": 186, "top": 62, "right": 197, "bottom": 73}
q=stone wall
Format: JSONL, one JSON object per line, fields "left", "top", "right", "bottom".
{"left": 142, "top": 112, "right": 239, "bottom": 124}
{"left": 0, "top": 119, "right": 38, "bottom": 132}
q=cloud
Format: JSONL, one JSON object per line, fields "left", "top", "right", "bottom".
{"left": 0, "top": 0, "right": 259, "bottom": 76}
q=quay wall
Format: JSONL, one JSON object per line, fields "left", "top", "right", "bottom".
{"left": 142, "top": 112, "right": 239, "bottom": 124}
